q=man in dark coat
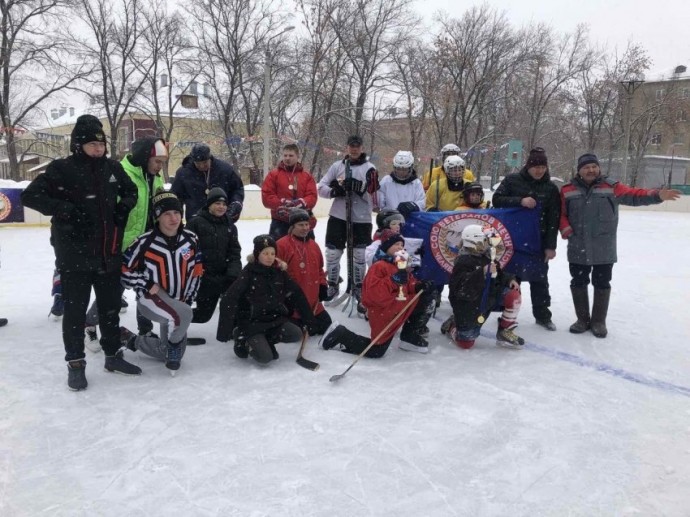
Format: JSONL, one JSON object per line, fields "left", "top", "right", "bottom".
{"left": 186, "top": 187, "right": 242, "bottom": 324}
{"left": 171, "top": 143, "right": 244, "bottom": 222}
{"left": 491, "top": 147, "right": 561, "bottom": 330}
{"left": 21, "top": 114, "right": 142, "bottom": 391}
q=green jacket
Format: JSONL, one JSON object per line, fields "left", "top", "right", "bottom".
{"left": 121, "top": 154, "right": 164, "bottom": 250}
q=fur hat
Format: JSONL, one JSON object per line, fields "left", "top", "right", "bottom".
{"left": 289, "top": 208, "right": 310, "bottom": 226}
{"left": 526, "top": 147, "right": 548, "bottom": 168}
{"left": 252, "top": 234, "right": 276, "bottom": 260}
{"left": 379, "top": 229, "right": 404, "bottom": 254}
{"left": 577, "top": 153, "right": 599, "bottom": 172}
{"left": 206, "top": 187, "right": 228, "bottom": 208}
{"left": 71, "top": 114, "right": 105, "bottom": 151}
{"left": 152, "top": 190, "right": 182, "bottom": 218}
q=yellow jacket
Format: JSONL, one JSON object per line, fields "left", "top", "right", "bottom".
{"left": 457, "top": 200, "right": 490, "bottom": 210}
{"left": 426, "top": 177, "right": 472, "bottom": 211}
{"left": 422, "top": 165, "right": 475, "bottom": 191}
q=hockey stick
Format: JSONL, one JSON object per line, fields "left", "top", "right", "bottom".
{"left": 329, "top": 289, "right": 424, "bottom": 383}
{"left": 296, "top": 327, "right": 319, "bottom": 371}
{"left": 341, "top": 158, "right": 356, "bottom": 316}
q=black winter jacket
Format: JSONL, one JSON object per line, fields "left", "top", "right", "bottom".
{"left": 448, "top": 251, "right": 515, "bottom": 330}
{"left": 491, "top": 167, "right": 561, "bottom": 251}
{"left": 171, "top": 156, "right": 244, "bottom": 219}
{"left": 186, "top": 209, "right": 242, "bottom": 282}
{"left": 21, "top": 153, "right": 137, "bottom": 273}
{"left": 216, "top": 260, "right": 314, "bottom": 341}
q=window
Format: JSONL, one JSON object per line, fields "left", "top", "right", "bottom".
{"left": 651, "top": 133, "right": 662, "bottom": 145}
{"left": 682, "top": 88, "right": 690, "bottom": 99}
{"left": 673, "top": 134, "right": 683, "bottom": 145}
{"left": 678, "top": 110, "right": 688, "bottom": 122}
{"left": 655, "top": 89, "right": 665, "bottom": 101}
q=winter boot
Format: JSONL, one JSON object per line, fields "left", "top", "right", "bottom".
{"left": 165, "top": 341, "right": 183, "bottom": 372}
{"left": 535, "top": 318, "right": 557, "bottom": 331}
{"left": 496, "top": 318, "right": 525, "bottom": 349}
{"left": 569, "top": 286, "right": 590, "bottom": 334}
{"left": 319, "top": 322, "right": 350, "bottom": 350}
{"left": 119, "top": 326, "right": 137, "bottom": 351}
{"left": 269, "top": 343, "right": 280, "bottom": 360}
{"left": 104, "top": 350, "right": 142, "bottom": 375}
{"left": 440, "top": 315, "right": 455, "bottom": 335}
{"left": 590, "top": 288, "right": 611, "bottom": 338}
{"left": 67, "top": 360, "right": 87, "bottom": 391}
{"left": 85, "top": 326, "right": 101, "bottom": 353}
{"left": 50, "top": 294, "right": 64, "bottom": 319}
{"left": 232, "top": 328, "right": 249, "bottom": 359}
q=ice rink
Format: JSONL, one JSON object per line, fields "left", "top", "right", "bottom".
{"left": 1, "top": 210, "right": 689, "bottom": 516}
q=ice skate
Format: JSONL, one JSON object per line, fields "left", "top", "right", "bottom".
{"left": 84, "top": 326, "right": 101, "bottom": 353}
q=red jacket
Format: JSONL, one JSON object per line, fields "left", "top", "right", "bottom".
{"left": 261, "top": 162, "right": 318, "bottom": 222}
{"left": 362, "top": 258, "right": 419, "bottom": 345}
{"left": 276, "top": 233, "right": 327, "bottom": 316}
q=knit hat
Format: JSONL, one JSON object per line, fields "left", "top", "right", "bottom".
{"left": 346, "top": 135, "right": 363, "bottom": 146}
{"left": 206, "top": 187, "right": 228, "bottom": 208}
{"left": 191, "top": 143, "right": 211, "bottom": 162}
{"left": 289, "top": 208, "right": 310, "bottom": 226}
{"left": 526, "top": 147, "right": 548, "bottom": 168}
{"left": 577, "top": 153, "right": 599, "bottom": 172}
{"left": 130, "top": 138, "right": 167, "bottom": 167}
{"left": 71, "top": 114, "right": 105, "bottom": 150}
{"left": 152, "top": 190, "right": 182, "bottom": 218}
{"left": 379, "top": 229, "right": 404, "bottom": 254}
{"left": 253, "top": 234, "right": 276, "bottom": 259}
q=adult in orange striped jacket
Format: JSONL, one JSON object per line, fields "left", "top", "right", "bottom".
{"left": 121, "top": 191, "right": 203, "bottom": 373}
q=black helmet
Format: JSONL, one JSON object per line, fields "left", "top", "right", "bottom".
{"left": 376, "top": 209, "right": 404, "bottom": 230}
{"left": 462, "top": 182, "right": 484, "bottom": 207}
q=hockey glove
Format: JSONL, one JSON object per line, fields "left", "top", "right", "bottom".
{"left": 397, "top": 201, "right": 420, "bottom": 218}
{"left": 226, "top": 201, "right": 243, "bottom": 222}
{"left": 391, "top": 270, "right": 408, "bottom": 285}
{"left": 343, "top": 177, "right": 365, "bottom": 195}
{"left": 329, "top": 179, "right": 346, "bottom": 198}
{"left": 414, "top": 279, "right": 434, "bottom": 293}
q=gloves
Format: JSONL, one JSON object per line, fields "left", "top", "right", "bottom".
{"left": 226, "top": 201, "right": 242, "bottom": 222}
{"left": 319, "top": 284, "right": 329, "bottom": 301}
{"left": 113, "top": 202, "right": 130, "bottom": 227}
{"left": 397, "top": 201, "right": 420, "bottom": 218}
{"left": 343, "top": 177, "right": 365, "bottom": 195}
{"left": 415, "top": 280, "right": 434, "bottom": 293}
{"left": 329, "top": 179, "right": 346, "bottom": 198}
{"left": 366, "top": 168, "right": 380, "bottom": 193}
{"left": 391, "top": 270, "right": 408, "bottom": 285}
{"left": 276, "top": 206, "right": 291, "bottom": 221}
{"left": 281, "top": 198, "right": 306, "bottom": 209}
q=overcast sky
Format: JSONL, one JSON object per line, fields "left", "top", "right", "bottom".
{"left": 416, "top": 0, "right": 689, "bottom": 75}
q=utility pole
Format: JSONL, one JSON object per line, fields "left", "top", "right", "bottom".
{"left": 620, "top": 79, "right": 644, "bottom": 184}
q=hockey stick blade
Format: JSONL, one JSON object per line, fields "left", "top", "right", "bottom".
{"left": 296, "top": 328, "right": 320, "bottom": 371}
{"left": 187, "top": 337, "right": 206, "bottom": 345}
{"left": 325, "top": 292, "right": 350, "bottom": 308}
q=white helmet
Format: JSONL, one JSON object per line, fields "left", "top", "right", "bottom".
{"left": 392, "top": 150, "right": 414, "bottom": 180}
{"left": 461, "top": 224, "right": 489, "bottom": 254}
{"left": 443, "top": 155, "right": 466, "bottom": 182}
{"left": 441, "top": 143, "right": 461, "bottom": 157}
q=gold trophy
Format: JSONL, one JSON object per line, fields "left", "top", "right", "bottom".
{"left": 395, "top": 254, "right": 408, "bottom": 301}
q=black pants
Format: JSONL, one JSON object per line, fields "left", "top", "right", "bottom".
{"left": 325, "top": 216, "right": 372, "bottom": 249}
{"left": 290, "top": 310, "right": 332, "bottom": 336}
{"left": 518, "top": 262, "right": 552, "bottom": 321}
{"left": 247, "top": 321, "right": 303, "bottom": 364}
{"left": 192, "top": 277, "right": 231, "bottom": 323}
{"left": 339, "top": 327, "right": 392, "bottom": 358}
{"left": 269, "top": 219, "right": 291, "bottom": 240}
{"left": 569, "top": 263, "right": 613, "bottom": 289}
{"left": 61, "top": 270, "right": 122, "bottom": 361}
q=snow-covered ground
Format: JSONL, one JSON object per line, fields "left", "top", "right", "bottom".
{"left": 1, "top": 212, "right": 690, "bottom": 516}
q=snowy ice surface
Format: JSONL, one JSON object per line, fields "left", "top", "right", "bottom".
{"left": 1, "top": 212, "right": 690, "bottom": 517}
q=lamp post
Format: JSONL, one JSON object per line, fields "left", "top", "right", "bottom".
{"left": 263, "top": 26, "right": 295, "bottom": 178}
{"left": 620, "top": 79, "right": 644, "bottom": 184}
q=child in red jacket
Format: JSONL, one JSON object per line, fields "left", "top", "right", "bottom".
{"left": 320, "top": 230, "right": 434, "bottom": 358}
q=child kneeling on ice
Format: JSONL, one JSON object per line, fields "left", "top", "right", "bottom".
{"left": 446, "top": 224, "right": 524, "bottom": 349}
{"left": 121, "top": 191, "right": 203, "bottom": 373}
{"left": 321, "top": 230, "right": 435, "bottom": 357}
{"left": 216, "top": 234, "right": 316, "bottom": 364}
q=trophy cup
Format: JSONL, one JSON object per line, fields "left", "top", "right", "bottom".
{"left": 395, "top": 255, "right": 408, "bottom": 301}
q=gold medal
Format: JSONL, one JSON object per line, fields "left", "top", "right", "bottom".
{"left": 205, "top": 188, "right": 210, "bottom": 195}
{"left": 477, "top": 315, "right": 485, "bottom": 324}
{"left": 288, "top": 184, "right": 294, "bottom": 190}
{"left": 299, "top": 262, "right": 305, "bottom": 269}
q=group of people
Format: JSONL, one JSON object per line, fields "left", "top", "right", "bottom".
{"left": 19, "top": 114, "right": 681, "bottom": 391}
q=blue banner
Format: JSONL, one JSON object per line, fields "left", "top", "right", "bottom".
{"left": 402, "top": 208, "right": 543, "bottom": 285}
{"left": 0, "top": 188, "right": 25, "bottom": 223}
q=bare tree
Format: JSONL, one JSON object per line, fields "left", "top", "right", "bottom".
{"left": 74, "top": 0, "right": 154, "bottom": 158}
{"left": 0, "top": 0, "right": 90, "bottom": 180}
